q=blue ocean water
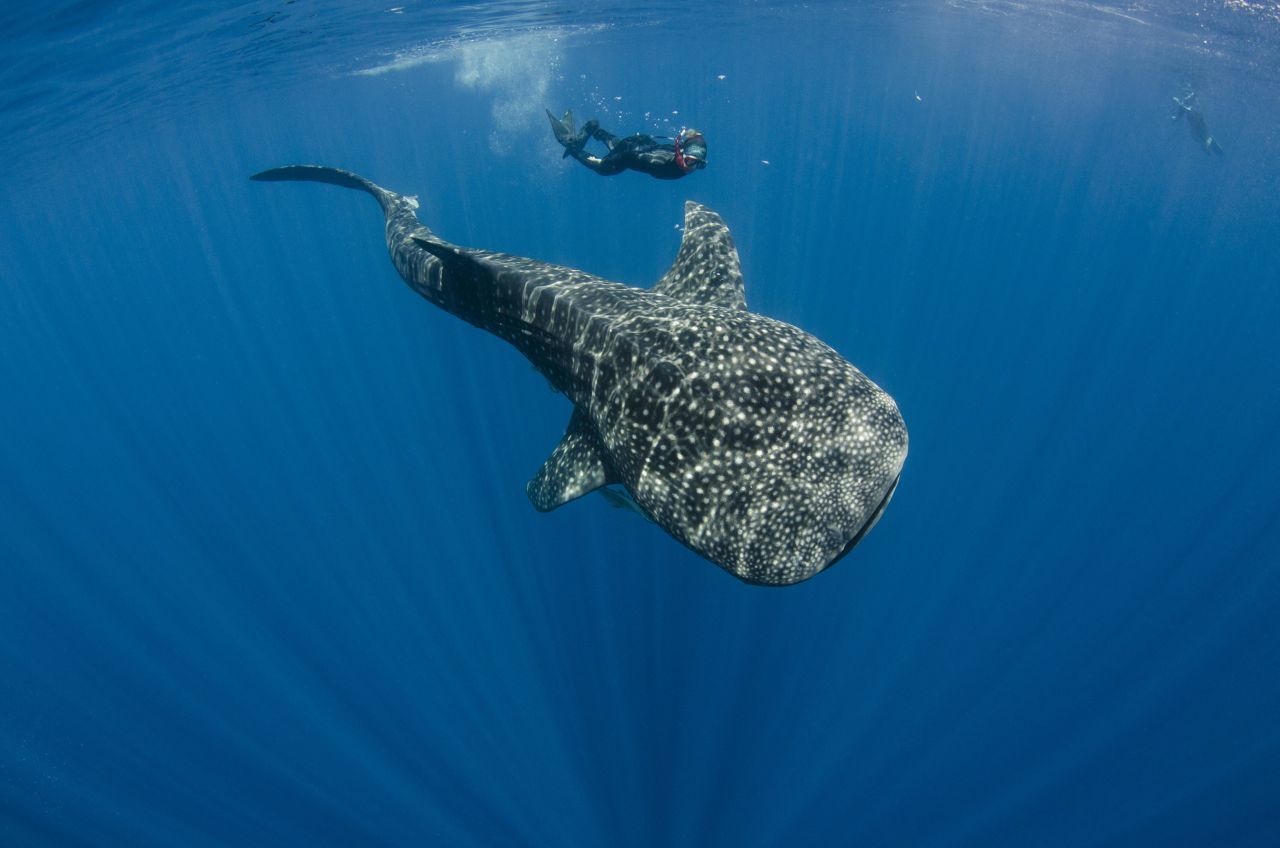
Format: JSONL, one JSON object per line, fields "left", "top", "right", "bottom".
{"left": 3, "top": 1, "right": 1279, "bottom": 844}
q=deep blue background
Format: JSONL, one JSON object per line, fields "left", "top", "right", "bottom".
{"left": 3, "top": 2, "right": 1279, "bottom": 845}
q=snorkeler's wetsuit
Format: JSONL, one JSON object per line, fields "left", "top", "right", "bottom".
{"left": 568, "top": 123, "right": 689, "bottom": 180}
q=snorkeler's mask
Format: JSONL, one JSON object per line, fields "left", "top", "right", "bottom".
{"left": 675, "top": 127, "right": 707, "bottom": 171}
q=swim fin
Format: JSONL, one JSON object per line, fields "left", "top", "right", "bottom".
{"left": 547, "top": 109, "right": 577, "bottom": 145}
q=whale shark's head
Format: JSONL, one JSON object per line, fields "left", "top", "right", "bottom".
{"left": 710, "top": 390, "right": 907, "bottom": 585}
{"left": 636, "top": 344, "right": 907, "bottom": 586}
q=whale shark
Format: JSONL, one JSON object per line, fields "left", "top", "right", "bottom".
{"left": 251, "top": 165, "right": 907, "bottom": 585}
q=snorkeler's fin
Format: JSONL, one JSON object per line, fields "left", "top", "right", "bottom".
{"left": 547, "top": 109, "right": 578, "bottom": 146}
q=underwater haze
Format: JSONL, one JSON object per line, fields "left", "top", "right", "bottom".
{"left": 3, "top": 1, "right": 1280, "bottom": 845}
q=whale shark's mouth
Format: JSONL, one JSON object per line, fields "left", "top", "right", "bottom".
{"left": 829, "top": 472, "right": 901, "bottom": 569}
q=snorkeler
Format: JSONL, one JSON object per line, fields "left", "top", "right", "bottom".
{"left": 1171, "top": 90, "right": 1223, "bottom": 155}
{"left": 547, "top": 109, "right": 707, "bottom": 180}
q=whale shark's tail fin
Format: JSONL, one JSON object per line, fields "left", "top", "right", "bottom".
{"left": 251, "top": 165, "right": 399, "bottom": 215}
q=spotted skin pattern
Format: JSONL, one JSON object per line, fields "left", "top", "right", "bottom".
{"left": 252, "top": 165, "right": 907, "bottom": 585}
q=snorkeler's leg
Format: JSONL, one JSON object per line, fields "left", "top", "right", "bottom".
{"left": 585, "top": 120, "right": 621, "bottom": 151}
{"left": 568, "top": 149, "right": 626, "bottom": 176}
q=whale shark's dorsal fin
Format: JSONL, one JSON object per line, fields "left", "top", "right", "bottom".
{"left": 654, "top": 201, "right": 746, "bottom": 311}
{"left": 527, "top": 408, "right": 618, "bottom": 512}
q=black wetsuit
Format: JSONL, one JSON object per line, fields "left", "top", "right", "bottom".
{"left": 567, "top": 122, "right": 691, "bottom": 180}
{"left": 573, "top": 124, "right": 691, "bottom": 179}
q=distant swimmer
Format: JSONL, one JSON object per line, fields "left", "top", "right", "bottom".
{"left": 547, "top": 109, "right": 707, "bottom": 180}
{"left": 1171, "top": 90, "right": 1223, "bottom": 155}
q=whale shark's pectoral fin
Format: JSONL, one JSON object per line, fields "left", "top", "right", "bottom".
{"left": 527, "top": 409, "right": 617, "bottom": 512}
{"left": 654, "top": 201, "right": 747, "bottom": 311}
